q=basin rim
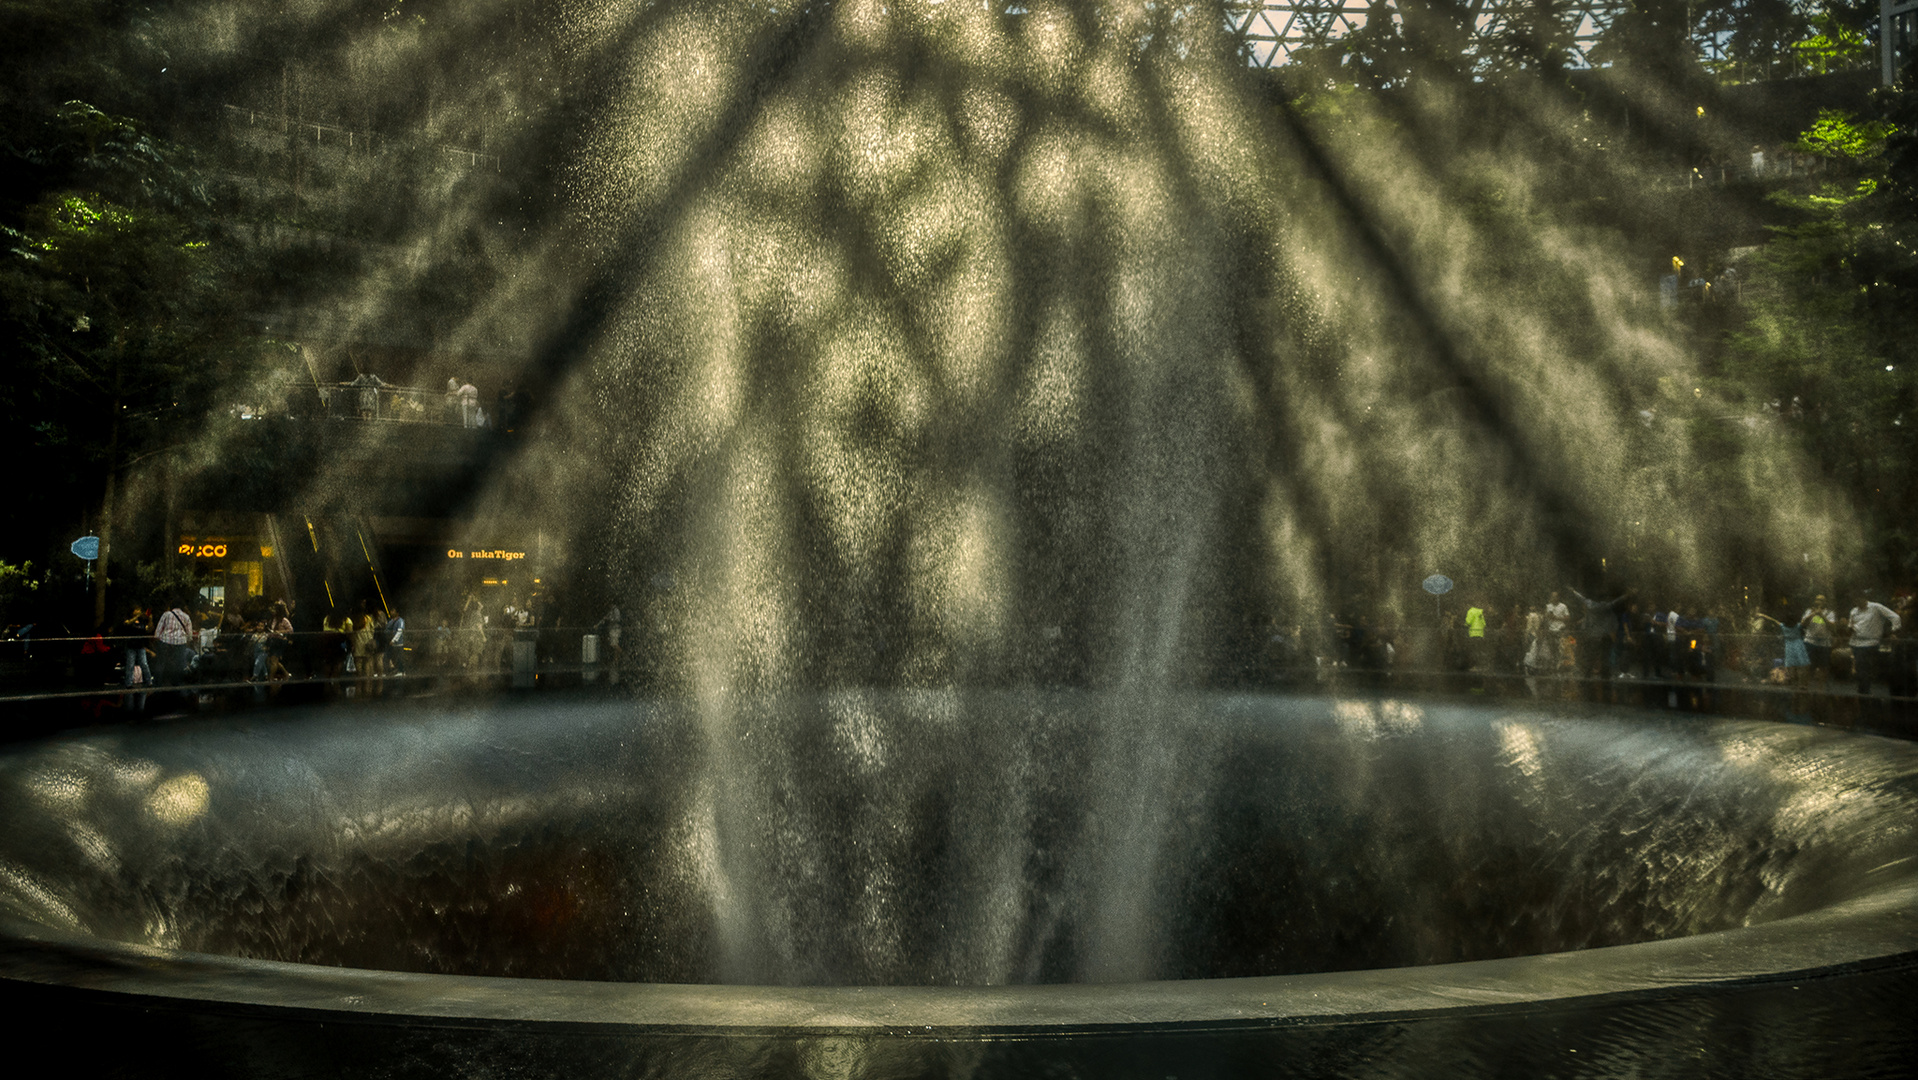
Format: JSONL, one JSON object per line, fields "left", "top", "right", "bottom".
{"left": 3, "top": 881, "right": 1914, "bottom": 1034}
{"left": 4, "top": 694, "right": 1916, "bottom": 1033}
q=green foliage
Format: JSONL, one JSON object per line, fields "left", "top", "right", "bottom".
{"left": 1719, "top": 82, "right": 1918, "bottom": 578}
{"left": 0, "top": 560, "right": 40, "bottom": 623}
{"left": 1789, "top": 5, "right": 1875, "bottom": 77}
{"left": 1793, "top": 109, "right": 1892, "bottom": 162}
{"left": 0, "top": 97, "right": 264, "bottom": 568}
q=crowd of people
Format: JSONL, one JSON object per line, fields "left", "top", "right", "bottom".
{"left": 27, "top": 577, "right": 1918, "bottom": 702}
{"left": 314, "top": 369, "right": 532, "bottom": 433}
{"left": 98, "top": 595, "right": 408, "bottom": 692}
{"left": 1443, "top": 586, "right": 1912, "bottom": 695}
{"left": 67, "top": 588, "right": 624, "bottom": 696}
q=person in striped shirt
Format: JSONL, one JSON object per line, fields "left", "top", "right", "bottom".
{"left": 152, "top": 598, "right": 195, "bottom": 687}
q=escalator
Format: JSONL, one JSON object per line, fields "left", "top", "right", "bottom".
{"left": 266, "top": 513, "right": 392, "bottom": 624}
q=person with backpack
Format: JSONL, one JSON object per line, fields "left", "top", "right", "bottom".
{"left": 152, "top": 598, "right": 195, "bottom": 687}
{"left": 377, "top": 606, "right": 406, "bottom": 677}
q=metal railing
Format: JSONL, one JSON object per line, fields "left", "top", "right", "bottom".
{"left": 221, "top": 105, "right": 502, "bottom": 172}
{"left": 310, "top": 384, "right": 485, "bottom": 426}
{"left": 1, "top": 627, "right": 1908, "bottom": 694}
{"left": 0, "top": 626, "right": 613, "bottom": 709}
{"left": 1683, "top": 152, "right": 1834, "bottom": 188}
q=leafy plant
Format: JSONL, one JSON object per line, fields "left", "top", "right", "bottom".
{"left": 1793, "top": 109, "right": 1893, "bottom": 163}
{"left": 0, "top": 560, "right": 40, "bottom": 624}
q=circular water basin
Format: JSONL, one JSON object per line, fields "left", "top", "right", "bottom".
{"left": 0, "top": 692, "right": 1913, "bottom": 1077}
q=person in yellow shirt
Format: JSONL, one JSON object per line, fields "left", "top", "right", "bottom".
{"left": 351, "top": 601, "right": 378, "bottom": 691}
{"left": 1465, "top": 601, "right": 1487, "bottom": 670}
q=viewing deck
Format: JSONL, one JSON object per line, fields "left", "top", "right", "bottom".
{"left": 190, "top": 388, "right": 535, "bottom": 517}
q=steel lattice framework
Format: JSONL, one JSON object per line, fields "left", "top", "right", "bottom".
{"left": 1227, "top": 0, "right": 1627, "bottom": 69}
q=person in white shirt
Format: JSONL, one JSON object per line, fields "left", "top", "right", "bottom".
{"left": 1522, "top": 606, "right": 1546, "bottom": 674}
{"left": 1848, "top": 593, "right": 1903, "bottom": 695}
{"left": 458, "top": 381, "right": 480, "bottom": 427}
{"left": 1543, "top": 592, "right": 1570, "bottom": 672}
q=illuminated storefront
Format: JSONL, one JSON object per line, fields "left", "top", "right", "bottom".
{"left": 175, "top": 533, "right": 273, "bottom": 612}
{"left": 167, "top": 513, "right": 549, "bottom": 622}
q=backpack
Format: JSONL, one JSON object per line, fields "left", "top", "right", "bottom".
{"left": 373, "top": 619, "right": 395, "bottom": 650}
{"left": 156, "top": 609, "right": 189, "bottom": 645}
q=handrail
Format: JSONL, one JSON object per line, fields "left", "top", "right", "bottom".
{"left": 220, "top": 105, "right": 501, "bottom": 172}
{"left": 313, "top": 383, "right": 471, "bottom": 424}
{"left": 229, "top": 383, "right": 491, "bottom": 426}
{"left": 3, "top": 629, "right": 1910, "bottom": 699}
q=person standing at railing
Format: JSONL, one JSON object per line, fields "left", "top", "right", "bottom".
{"left": 1569, "top": 586, "right": 1632, "bottom": 678}
{"left": 382, "top": 607, "right": 406, "bottom": 677}
{"left": 458, "top": 380, "right": 479, "bottom": 428}
{"left": 351, "top": 601, "right": 377, "bottom": 689}
{"left": 247, "top": 618, "right": 273, "bottom": 682}
{"left": 1626, "top": 601, "right": 1656, "bottom": 679}
{"left": 1694, "top": 608, "right": 1721, "bottom": 682}
{"left": 266, "top": 600, "right": 293, "bottom": 681}
{"left": 1523, "top": 605, "right": 1545, "bottom": 675}
{"left": 1801, "top": 596, "right": 1837, "bottom": 689}
{"left": 460, "top": 594, "right": 487, "bottom": 668}
{"left": 1890, "top": 594, "right": 1917, "bottom": 698}
{"left": 1848, "top": 593, "right": 1902, "bottom": 696}
{"left": 320, "top": 608, "right": 350, "bottom": 681}
{"left": 1544, "top": 591, "right": 1570, "bottom": 673}
{"left": 599, "top": 605, "right": 622, "bottom": 669}
{"left": 1755, "top": 610, "right": 1810, "bottom": 688}
{"left": 1493, "top": 607, "right": 1525, "bottom": 674}
{"left": 152, "top": 598, "right": 194, "bottom": 687}
{"left": 363, "top": 605, "right": 388, "bottom": 679}
{"left": 351, "top": 371, "right": 387, "bottom": 419}
{"left": 1663, "top": 604, "right": 1686, "bottom": 680}
{"left": 80, "top": 621, "right": 118, "bottom": 686}
{"left": 117, "top": 605, "right": 151, "bottom": 688}
{"left": 1463, "top": 600, "right": 1487, "bottom": 671}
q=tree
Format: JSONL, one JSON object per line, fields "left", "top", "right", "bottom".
{"left": 1483, "top": 0, "right": 1579, "bottom": 79}
{"left": 1697, "top": 0, "right": 1807, "bottom": 83}
{"left": 0, "top": 560, "right": 40, "bottom": 627}
{"left": 1789, "top": 2, "right": 1875, "bottom": 77}
{"left": 1, "top": 101, "right": 262, "bottom": 626}
{"left": 1719, "top": 94, "right": 1918, "bottom": 578}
